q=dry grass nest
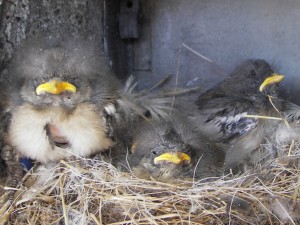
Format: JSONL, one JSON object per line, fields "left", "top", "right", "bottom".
{"left": 0, "top": 141, "right": 299, "bottom": 225}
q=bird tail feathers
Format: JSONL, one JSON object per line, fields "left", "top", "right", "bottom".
{"left": 117, "top": 76, "right": 172, "bottom": 120}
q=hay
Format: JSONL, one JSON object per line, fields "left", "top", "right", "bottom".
{"left": 0, "top": 91, "right": 299, "bottom": 224}
{"left": 0, "top": 141, "right": 299, "bottom": 225}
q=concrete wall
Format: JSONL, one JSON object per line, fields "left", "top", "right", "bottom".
{"left": 133, "top": 0, "right": 300, "bottom": 103}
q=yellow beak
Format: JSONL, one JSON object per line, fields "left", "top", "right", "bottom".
{"left": 259, "top": 73, "right": 285, "bottom": 92}
{"left": 36, "top": 80, "right": 77, "bottom": 95}
{"left": 154, "top": 152, "right": 191, "bottom": 165}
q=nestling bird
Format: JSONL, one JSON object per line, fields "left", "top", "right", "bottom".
{"left": 113, "top": 113, "right": 225, "bottom": 182}
{"left": 191, "top": 59, "right": 285, "bottom": 171}
{"left": 0, "top": 36, "right": 163, "bottom": 163}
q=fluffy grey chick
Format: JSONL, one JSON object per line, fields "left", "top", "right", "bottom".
{"left": 192, "top": 59, "right": 284, "bottom": 170}
{"left": 113, "top": 113, "right": 225, "bottom": 182}
{"left": 270, "top": 101, "right": 300, "bottom": 157}
{"left": 0, "top": 36, "right": 164, "bottom": 163}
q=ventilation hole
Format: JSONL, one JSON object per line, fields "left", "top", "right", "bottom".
{"left": 126, "top": 1, "right": 133, "bottom": 8}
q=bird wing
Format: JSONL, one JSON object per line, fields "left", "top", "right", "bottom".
{"left": 194, "top": 97, "right": 259, "bottom": 143}
{"left": 282, "top": 101, "right": 300, "bottom": 122}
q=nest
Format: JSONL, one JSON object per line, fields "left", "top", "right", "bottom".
{"left": 0, "top": 140, "right": 299, "bottom": 225}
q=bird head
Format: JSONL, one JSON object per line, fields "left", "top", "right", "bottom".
{"left": 129, "top": 119, "right": 194, "bottom": 181}
{"left": 226, "top": 59, "right": 284, "bottom": 104}
{"left": 132, "top": 144, "right": 192, "bottom": 168}
{"left": 7, "top": 39, "right": 120, "bottom": 110}
{"left": 132, "top": 125, "right": 192, "bottom": 166}
{"left": 152, "top": 126, "right": 191, "bottom": 166}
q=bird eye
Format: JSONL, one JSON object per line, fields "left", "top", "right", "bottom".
{"left": 152, "top": 150, "right": 158, "bottom": 155}
{"left": 251, "top": 81, "right": 257, "bottom": 86}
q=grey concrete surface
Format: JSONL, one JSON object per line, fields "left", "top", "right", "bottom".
{"left": 133, "top": 0, "right": 300, "bottom": 103}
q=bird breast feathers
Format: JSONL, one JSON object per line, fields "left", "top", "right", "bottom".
{"left": 8, "top": 103, "right": 113, "bottom": 163}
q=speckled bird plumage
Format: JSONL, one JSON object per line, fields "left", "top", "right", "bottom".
{"left": 0, "top": 36, "right": 164, "bottom": 163}
{"left": 113, "top": 113, "right": 225, "bottom": 182}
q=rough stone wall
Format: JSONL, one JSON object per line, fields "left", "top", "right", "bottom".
{"left": 0, "top": 0, "right": 127, "bottom": 75}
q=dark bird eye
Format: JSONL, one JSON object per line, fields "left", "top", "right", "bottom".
{"left": 152, "top": 150, "right": 158, "bottom": 155}
{"left": 251, "top": 81, "right": 257, "bottom": 86}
